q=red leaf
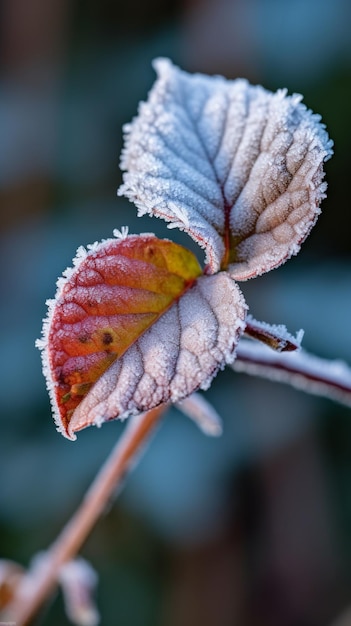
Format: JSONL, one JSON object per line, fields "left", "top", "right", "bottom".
{"left": 37, "top": 233, "right": 202, "bottom": 438}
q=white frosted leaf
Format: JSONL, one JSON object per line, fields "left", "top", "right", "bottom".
{"left": 67, "top": 273, "right": 247, "bottom": 439}
{"left": 176, "top": 392, "right": 223, "bottom": 437}
{"left": 119, "top": 58, "right": 333, "bottom": 278}
{"left": 59, "top": 558, "right": 99, "bottom": 626}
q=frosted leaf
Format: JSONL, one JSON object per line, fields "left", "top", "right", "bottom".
{"left": 0, "top": 559, "right": 24, "bottom": 609}
{"left": 67, "top": 273, "right": 247, "bottom": 440}
{"left": 176, "top": 392, "right": 223, "bottom": 437}
{"left": 119, "top": 58, "right": 333, "bottom": 278}
{"left": 59, "top": 558, "right": 99, "bottom": 626}
{"left": 37, "top": 233, "right": 203, "bottom": 439}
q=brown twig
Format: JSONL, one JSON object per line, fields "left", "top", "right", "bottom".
{"left": 4, "top": 340, "right": 351, "bottom": 624}
{"left": 243, "top": 315, "right": 303, "bottom": 352}
{"left": 4, "top": 404, "right": 167, "bottom": 625}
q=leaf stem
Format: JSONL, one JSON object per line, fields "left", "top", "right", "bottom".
{"left": 234, "top": 339, "right": 351, "bottom": 407}
{"left": 244, "top": 315, "right": 302, "bottom": 352}
{"left": 4, "top": 404, "right": 167, "bottom": 626}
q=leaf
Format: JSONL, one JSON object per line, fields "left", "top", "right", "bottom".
{"left": 118, "top": 58, "right": 333, "bottom": 279}
{"left": 37, "top": 233, "right": 202, "bottom": 438}
{"left": 37, "top": 232, "right": 247, "bottom": 440}
{"left": 0, "top": 560, "right": 25, "bottom": 610}
{"left": 66, "top": 271, "right": 247, "bottom": 440}
{"left": 58, "top": 558, "right": 99, "bottom": 626}
{"left": 176, "top": 392, "right": 223, "bottom": 437}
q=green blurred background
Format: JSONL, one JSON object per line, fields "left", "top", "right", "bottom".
{"left": 1, "top": 1, "right": 351, "bottom": 624}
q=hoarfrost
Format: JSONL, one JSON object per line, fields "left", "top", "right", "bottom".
{"left": 119, "top": 58, "right": 333, "bottom": 278}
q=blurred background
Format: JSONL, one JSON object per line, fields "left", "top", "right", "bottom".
{"left": 1, "top": 0, "right": 351, "bottom": 624}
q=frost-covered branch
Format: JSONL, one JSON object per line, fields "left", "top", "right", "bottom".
{"left": 234, "top": 339, "right": 351, "bottom": 408}
{"left": 244, "top": 315, "right": 304, "bottom": 352}
{"left": 14, "top": 58, "right": 342, "bottom": 625}
{"left": 3, "top": 404, "right": 167, "bottom": 626}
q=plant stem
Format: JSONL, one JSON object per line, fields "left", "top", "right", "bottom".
{"left": 5, "top": 404, "right": 167, "bottom": 626}
{"left": 234, "top": 340, "right": 351, "bottom": 407}
{"left": 244, "top": 315, "right": 302, "bottom": 352}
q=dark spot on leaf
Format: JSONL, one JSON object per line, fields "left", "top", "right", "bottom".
{"left": 78, "top": 334, "right": 90, "bottom": 343}
{"left": 146, "top": 245, "right": 155, "bottom": 257}
{"left": 102, "top": 331, "right": 113, "bottom": 345}
{"left": 58, "top": 370, "right": 66, "bottom": 385}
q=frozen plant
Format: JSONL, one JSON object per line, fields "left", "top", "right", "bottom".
{"left": 2, "top": 59, "right": 351, "bottom": 626}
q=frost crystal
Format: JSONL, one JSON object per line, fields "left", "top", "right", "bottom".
{"left": 119, "top": 58, "right": 333, "bottom": 278}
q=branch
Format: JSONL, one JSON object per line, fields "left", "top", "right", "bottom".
{"left": 4, "top": 404, "right": 168, "bottom": 626}
{"left": 234, "top": 339, "right": 351, "bottom": 408}
{"left": 244, "top": 315, "right": 303, "bottom": 352}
